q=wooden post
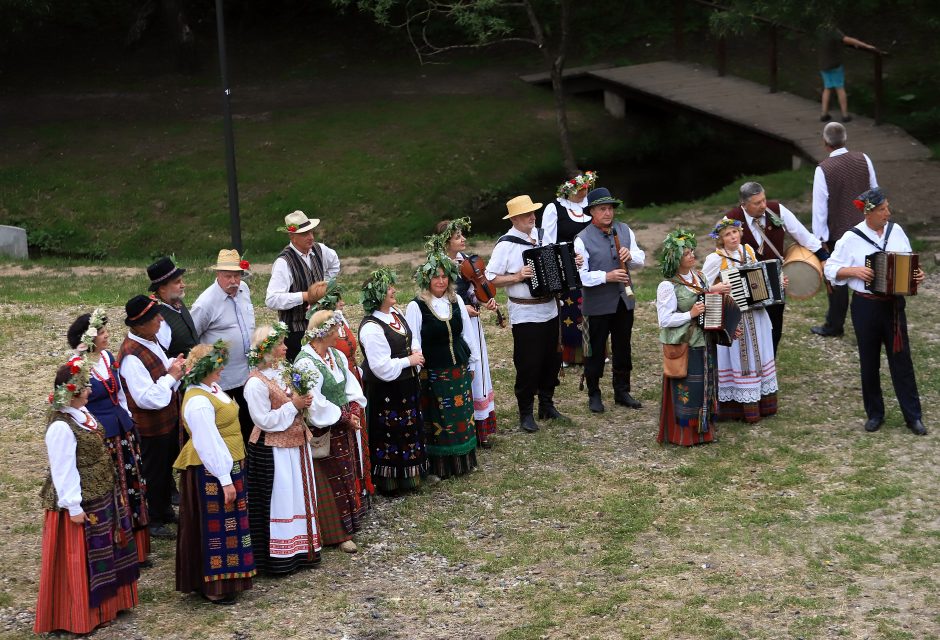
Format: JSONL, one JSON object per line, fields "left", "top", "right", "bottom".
{"left": 716, "top": 35, "right": 727, "bottom": 76}
{"left": 874, "top": 52, "right": 884, "bottom": 125}
{"left": 768, "top": 24, "right": 778, "bottom": 93}
{"left": 673, "top": 0, "right": 685, "bottom": 59}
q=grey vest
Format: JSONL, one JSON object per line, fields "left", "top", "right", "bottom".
{"left": 577, "top": 221, "right": 635, "bottom": 315}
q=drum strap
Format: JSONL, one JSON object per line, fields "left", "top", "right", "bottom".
{"left": 752, "top": 222, "right": 785, "bottom": 260}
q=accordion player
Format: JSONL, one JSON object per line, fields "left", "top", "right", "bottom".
{"left": 865, "top": 252, "right": 919, "bottom": 296}
{"left": 522, "top": 242, "right": 582, "bottom": 298}
{"left": 697, "top": 293, "right": 742, "bottom": 347}
{"left": 720, "top": 259, "right": 785, "bottom": 311}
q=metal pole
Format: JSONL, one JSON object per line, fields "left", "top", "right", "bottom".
{"left": 215, "top": 0, "right": 242, "bottom": 252}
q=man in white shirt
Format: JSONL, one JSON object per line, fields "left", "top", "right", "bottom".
{"left": 191, "top": 249, "right": 256, "bottom": 444}
{"left": 265, "top": 210, "right": 341, "bottom": 361}
{"left": 810, "top": 122, "right": 878, "bottom": 338}
{"left": 485, "top": 195, "right": 564, "bottom": 433}
{"left": 824, "top": 187, "right": 926, "bottom": 436}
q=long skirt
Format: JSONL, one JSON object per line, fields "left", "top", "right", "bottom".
{"left": 35, "top": 493, "right": 139, "bottom": 634}
{"left": 366, "top": 375, "right": 428, "bottom": 493}
{"left": 420, "top": 364, "right": 478, "bottom": 478}
{"left": 105, "top": 428, "right": 150, "bottom": 562}
{"left": 658, "top": 345, "right": 718, "bottom": 447}
{"left": 559, "top": 287, "right": 584, "bottom": 364}
{"left": 466, "top": 315, "right": 498, "bottom": 445}
{"left": 716, "top": 308, "right": 779, "bottom": 423}
{"left": 312, "top": 418, "right": 366, "bottom": 546}
{"left": 176, "top": 460, "right": 255, "bottom": 597}
{"left": 247, "top": 437, "right": 321, "bottom": 574}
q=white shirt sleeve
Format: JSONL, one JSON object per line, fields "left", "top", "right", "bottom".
{"left": 812, "top": 166, "right": 829, "bottom": 241}
{"left": 575, "top": 237, "right": 607, "bottom": 288}
{"left": 184, "top": 394, "right": 235, "bottom": 485}
{"left": 656, "top": 281, "right": 693, "bottom": 328}
{"left": 541, "top": 203, "right": 559, "bottom": 245}
{"left": 121, "top": 353, "right": 175, "bottom": 410}
{"left": 701, "top": 253, "right": 723, "bottom": 286}
{"left": 189, "top": 290, "right": 213, "bottom": 338}
{"left": 359, "top": 321, "right": 410, "bottom": 382}
{"left": 865, "top": 154, "right": 878, "bottom": 189}
{"left": 336, "top": 350, "right": 366, "bottom": 408}
{"left": 45, "top": 420, "right": 84, "bottom": 516}
{"left": 485, "top": 242, "right": 510, "bottom": 280}
{"left": 244, "top": 375, "right": 298, "bottom": 433}
{"left": 626, "top": 228, "right": 645, "bottom": 268}
{"left": 779, "top": 204, "right": 822, "bottom": 252}
{"left": 405, "top": 301, "right": 423, "bottom": 351}
{"left": 824, "top": 234, "right": 852, "bottom": 285}
{"left": 320, "top": 243, "right": 341, "bottom": 279}
{"left": 156, "top": 320, "right": 171, "bottom": 351}
{"left": 456, "top": 297, "right": 480, "bottom": 365}
{"left": 265, "top": 257, "right": 305, "bottom": 311}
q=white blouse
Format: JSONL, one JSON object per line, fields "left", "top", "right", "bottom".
{"left": 183, "top": 383, "right": 235, "bottom": 485}
{"left": 244, "top": 366, "right": 299, "bottom": 433}
{"left": 295, "top": 345, "right": 367, "bottom": 428}
{"left": 405, "top": 296, "right": 480, "bottom": 365}
{"left": 701, "top": 246, "right": 754, "bottom": 286}
{"left": 542, "top": 196, "right": 589, "bottom": 245}
{"left": 358, "top": 310, "right": 418, "bottom": 382}
{"left": 45, "top": 406, "right": 100, "bottom": 516}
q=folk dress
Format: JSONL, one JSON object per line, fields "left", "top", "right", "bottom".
{"left": 333, "top": 316, "right": 375, "bottom": 498}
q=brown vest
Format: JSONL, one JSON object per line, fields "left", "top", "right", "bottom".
{"left": 277, "top": 244, "right": 325, "bottom": 333}
{"left": 40, "top": 412, "right": 115, "bottom": 510}
{"left": 247, "top": 371, "right": 310, "bottom": 448}
{"left": 819, "top": 151, "right": 869, "bottom": 242}
{"left": 726, "top": 202, "right": 785, "bottom": 261}
{"left": 118, "top": 337, "right": 180, "bottom": 437}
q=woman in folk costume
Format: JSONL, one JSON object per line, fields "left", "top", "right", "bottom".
{"left": 245, "top": 322, "right": 321, "bottom": 574}
{"left": 405, "top": 251, "right": 481, "bottom": 480}
{"left": 656, "top": 230, "right": 733, "bottom": 446}
{"left": 174, "top": 341, "right": 255, "bottom": 604}
{"left": 306, "top": 279, "right": 375, "bottom": 500}
{"left": 295, "top": 310, "right": 368, "bottom": 553}
{"left": 35, "top": 357, "right": 139, "bottom": 634}
{"left": 433, "top": 218, "right": 498, "bottom": 448}
{"left": 540, "top": 170, "right": 597, "bottom": 365}
{"left": 702, "top": 217, "right": 779, "bottom": 423}
{"left": 358, "top": 268, "right": 429, "bottom": 493}
{"left": 67, "top": 309, "right": 151, "bottom": 565}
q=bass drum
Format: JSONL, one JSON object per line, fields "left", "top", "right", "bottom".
{"left": 783, "top": 244, "right": 823, "bottom": 299}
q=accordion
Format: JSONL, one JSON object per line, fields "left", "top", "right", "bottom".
{"left": 865, "top": 252, "right": 919, "bottom": 296}
{"left": 522, "top": 242, "right": 582, "bottom": 298}
{"left": 721, "top": 259, "right": 785, "bottom": 310}
{"left": 697, "top": 293, "right": 742, "bottom": 347}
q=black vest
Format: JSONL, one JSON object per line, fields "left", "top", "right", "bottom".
{"left": 157, "top": 302, "right": 198, "bottom": 358}
{"left": 555, "top": 198, "right": 592, "bottom": 243}
{"left": 414, "top": 298, "right": 471, "bottom": 369}
{"left": 277, "top": 243, "right": 325, "bottom": 332}
{"left": 359, "top": 312, "right": 416, "bottom": 382}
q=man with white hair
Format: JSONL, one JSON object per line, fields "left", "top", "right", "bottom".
{"left": 810, "top": 122, "right": 878, "bottom": 338}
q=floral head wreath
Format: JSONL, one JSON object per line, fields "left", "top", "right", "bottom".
{"left": 556, "top": 170, "right": 598, "bottom": 199}
{"left": 425, "top": 217, "right": 471, "bottom": 256}
{"left": 360, "top": 268, "right": 397, "bottom": 315}
{"left": 306, "top": 279, "right": 344, "bottom": 318}
{"left": 304, "top": 310, "right": 345, "bottom": 343}
{"left": 182, "top": 340, "right": 229, "bottom": 388}
{"left": 48, "top": 355, "right": 90, "bottom": 409}
{"left": 77, "top": 307, "right": 108, "bottom": 354}
{"left": 708, "top": 216, "right": 743, "bottom": 240}
{"left": 660, "top": 229, "right": 697, "bottom": 278}
{"left": 414, "top": 251, "right": 459, "bottom": 291}
{"left": 247, "top": 322, "right": 288, "bottom": 367}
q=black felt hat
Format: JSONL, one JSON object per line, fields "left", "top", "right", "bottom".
{"left": 125, "top": 295, "right": 161, "bottom": 327}
{"left": 147, "top": 257, "right": 186, "bottom": 292}
{"left": 585, "top": 187, "right": 623, "bottom": 211}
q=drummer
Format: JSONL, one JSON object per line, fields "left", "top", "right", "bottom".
{"left": 725, "top": 181, "right": 829, "bottom": 355}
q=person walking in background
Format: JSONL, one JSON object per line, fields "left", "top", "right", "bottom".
{"left": 817, "top": 23, "right": 878, "bottom": 123}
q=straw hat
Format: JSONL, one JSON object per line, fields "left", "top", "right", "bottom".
{"left": 213, "top": 249, "right": 247, "bottom": 272}
{"left": 281, "top": 210, "right": 319, "bottom": 234}
{"left": 503, "top": 195, "right": 543, "bottom": 220}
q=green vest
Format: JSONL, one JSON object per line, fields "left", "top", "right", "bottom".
{"left": 659, "top": 273, "right": 706, "bottom": 348}
{"left": 301, "top": 348, "right": 349, "bottom": 407}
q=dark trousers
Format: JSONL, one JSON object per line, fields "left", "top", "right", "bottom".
{"left": 512, "top": 317, "right": 561, "bottom": 415}
{"left": 822, "top": 284, "right": 850, "bottom": 333}
{"left": 225, "top": 385, "right": 255, "bottom": 446}
{"left": 285, "top": 330, "right": 304, "bottom": 364}
{"left": 584, "top": 299, "right": 634, "bottom": 392}
{"left": 765, "top": 303, "right": 784, "bottom": 356}
{"left": 139, "top": 431, "right": 180, "bottom": 525}
{"left": 851, "top": 294, "right": 922, "bottom": 423}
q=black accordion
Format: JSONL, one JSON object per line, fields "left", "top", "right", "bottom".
{"left": 865, "top": 252, "right": 919, "bottom": 296}
{"left": 721, "top": 259, "right": 785, "bottom": 310}
{"left": 697, "top": 293, "right": 742, "bottom": 347}
{"left": 522, "top": 242, "right": 582, "bottom": 298}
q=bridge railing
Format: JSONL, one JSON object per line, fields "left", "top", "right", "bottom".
{"left": 672, "top": 0, "right": 889, "bottom": 124}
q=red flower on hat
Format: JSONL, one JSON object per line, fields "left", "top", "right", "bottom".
{"left": 287, "top": 225, "right": 298, "bottom": 233}
{"left": 853, "top": 199, "right": 865, "bottom": 212}
{"left": 240, "top": 260, "right": 250, "bottom": 270}
{"left": 66, "top": 383, "right": 76, "bottom": 392}
{"left": 47, "top": 393, "right": 54, "bottom": 404}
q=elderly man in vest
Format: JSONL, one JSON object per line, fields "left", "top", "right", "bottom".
{"left": 191, "top": 249, "right": 256, "bottom": 444}
{"left": 265, "top": 210, "right": 341, "bottom": 361}
{"left": 810, "top": 122, "right": 878, "bottom": 338}
{"left": 149, "top": 256, "right": 198, "bottom": 358}
{"left": 574, "top": 187, "right": 645, "bottom": 413}
{"left": 726, "top": 182, "right": 829, "bottom": 355}
{"left": 118, "top": 295, "right": 186, "bottom": 539}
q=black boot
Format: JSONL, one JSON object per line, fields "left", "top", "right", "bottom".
{"left": 613, "top": 370, "right": 642, "bottom": 409}
{"left": 537, "top": 402, "right": 566, "bottom": 420}
{"left": 520, "top": 413, "right": 540, "bottom": 433}
{"left": 586, "top": 377, "right": 605, "bottom": 413}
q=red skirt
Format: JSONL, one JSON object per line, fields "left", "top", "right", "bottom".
{"left": 34, "top": 510, "right": 138, "bottom": 635}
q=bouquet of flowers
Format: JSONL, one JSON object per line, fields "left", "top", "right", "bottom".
{"left": 281, "top": 362, "right": 319, "bottom": 421}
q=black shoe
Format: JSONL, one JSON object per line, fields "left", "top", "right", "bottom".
{"left": 537, "top": 404, "right": 565, "bottom": 420}
{"left": 171, "top": 492, "right": 180, "bottom": 507}
{"left": 907, "top": 419, "right": 928, "bottom": 436}
{"left": 588, "top": 391, "right": 605, "bottom": 413}
{"left": 149, "top": 524, "right": 176, "bottom": 539}
{"left": 842, "top": 114, "right": 853, "bottom": 123}
{"left": 520, "top": 414, "right": 540, "bottom": 433}
{"left": 162, "top": 509, "right": 178, "bottom": 524}
{"left": 614, "top": 391, "right": 642, "bottom": 409}
{"left": 864, "top": 417, "right": 883, "bottom": 432}
{"left": 811, "top": 325, "right": 844, "bottom": 337}
{"left": 479, "top": 439, "right": 494, "bottom": 449}
{"left": 201, "top": 592, "right": 237, "bottom": 606}
{"left": 820, "top": 113, "right": 831, "bottom": 122}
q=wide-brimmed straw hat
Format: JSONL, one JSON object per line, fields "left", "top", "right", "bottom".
{"left": 213, "top": 249, "right": 247, "bottom": 272}
{"left": 280, "top": 210, "right": 319, "bottom": 234}
{"left": 503, "top": 195, "right": 543, "bottom": 220}
{"left": 147, "top": 256, "right": 186, "bottom": 292}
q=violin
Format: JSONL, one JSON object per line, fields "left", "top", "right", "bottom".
{"left": 458, "top": 254, "right": 506, "bottom": 328}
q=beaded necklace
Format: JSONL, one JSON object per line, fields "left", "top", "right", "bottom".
{"left": 90, "top": 353, "right": 120, "bottom": 406}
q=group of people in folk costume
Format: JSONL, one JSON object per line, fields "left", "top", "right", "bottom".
{"left": 35, "top": 123, "right": 928, "bottom": 633}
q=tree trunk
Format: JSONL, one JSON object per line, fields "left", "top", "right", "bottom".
{"left": 550, "top": 63, "right": 577, "bottom": 174}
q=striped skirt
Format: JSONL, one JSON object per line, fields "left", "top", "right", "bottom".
{"left": 312, "top": 417, "right": 366, "bottom": 546}
{"left": 104, "top": 428, "right": 150, "bottom": 562}
{"left": 658, "top": 345, "right": 718, "bottom": 447}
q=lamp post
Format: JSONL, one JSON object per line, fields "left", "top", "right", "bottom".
{"left": 215, "top": 0, "right": 242, "bottom": 252}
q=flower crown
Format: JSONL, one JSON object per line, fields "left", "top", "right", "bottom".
{"left": 48, "top": 355, "right": 90, "bottom": 408}
{"left": 660, "top": 229, "right": 697, "bottom": 278}
{"left": 77, "top": 307, "right": 108, "bottom": 354}
{"left": 556, "top": 171, "right": 597, "bottom": 199}
{"left": 304, "top": 311, "right": 345, "bottom": 343}
{"left": 247, "top": 322, "right": 288, "bottom": 367}
{"left": 182, "top": 340, "right": 229, "bottom": 387}
{"left": 425, "top": 217, "right": 471, "bottom": 257}
{"left": 414, "top": 251, "right": 459, "bottom": 291}
{"left": 360, "top": 268, "right": 397, "bottom": 314}
{"left": 306, "top": 279, "right": 344, "bottom": 317}
{"left": 708, "top": 216, "right": 743, "bottom": 239}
